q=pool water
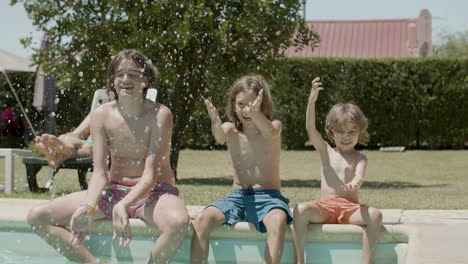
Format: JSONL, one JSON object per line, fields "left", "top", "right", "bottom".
{"left": 0, "top": 230, "right": 407, "bottom": 263}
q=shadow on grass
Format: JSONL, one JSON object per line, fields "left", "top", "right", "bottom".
{"left": 177, "top": 177, "right": 448, "bottom": 189}
{"left": 362, "top": 181, "right": 448, "bottom": 189}
{"left": 178, "top": 177, "right": 233, "bottom": 186}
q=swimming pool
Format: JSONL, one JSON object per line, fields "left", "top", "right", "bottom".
{"left": 4, "top": 199, "right": 468, "bottom": 263}
{"left": 0, "top": 229, "right": 407, "bottom": 264}
{"left": 0, "top": 208, "right": 408, "bottom": 264}
{"left": 0, "top": 199, "right": 411, "bottom": 263}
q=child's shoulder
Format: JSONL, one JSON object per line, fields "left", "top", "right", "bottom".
{"left": 143, "top": 100, "right": 170, "bottom": 115}
{"left": 91, "top": 101, "right": 116, "bottom": 117}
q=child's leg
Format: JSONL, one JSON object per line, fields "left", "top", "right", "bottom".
{"left": 262, "top": 209, "right": 288, "bottom": 264}
{"left": 77, "top": 141, "right": 93, "bottom": 157}
{"left": 27, "top": 190, "right": 102, "bottom": 263}
{"left": 292, "top": 201, "right": 327, "bottom": 264}
{"left": 143, "top": 194, "right": 190, "bottom": 264}
{"left": 35, "top": 134, "right": 82, "bottom": 168}
{"left": 190, "top": 206, "right": 226, "bottom": 264}
{"left": 348, "top": 206, "right": 383, "bottom": 264}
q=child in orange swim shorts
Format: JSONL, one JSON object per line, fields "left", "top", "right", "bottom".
{"left": 315, "top": 197, "right": 362, "bottom": 224}
{"left": 292, "top": 77, "right": 382, "bottom": 264}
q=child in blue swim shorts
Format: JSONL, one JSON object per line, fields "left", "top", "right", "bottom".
{"left": 191, "top": 75, "right": 292, "bottom": 263}
{"left": 209, "top": 187, "right": 292, "bottom": 233}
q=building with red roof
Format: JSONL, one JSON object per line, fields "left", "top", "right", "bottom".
{"left": 286, "top": 9, "right": 432, "bottom": 58}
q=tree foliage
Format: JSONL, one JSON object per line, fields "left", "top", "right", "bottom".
{"left": 12, "top": 0, "right": 319, "bottom": 175}
{"left": 433, "top": 30, "right": 468, "bottom": 58}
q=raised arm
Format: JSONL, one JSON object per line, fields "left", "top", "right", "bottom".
{"left": 204, "top": 99, "right": 227, "bottom": 144}
{"left": 245, "top": 90, "right": 281, "bottom": 138}
{"left": 306, "top": 77, "right": 327, "bottom": 152}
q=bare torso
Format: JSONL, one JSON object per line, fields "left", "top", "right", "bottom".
{"left": 103, "top": 101, "right": 174, "bottom": 186}
{"left": 225, "top": 124, "right": 281, "bottom": 190}
{"left": 319, "top": 144, "right": 366, "bottom": 202}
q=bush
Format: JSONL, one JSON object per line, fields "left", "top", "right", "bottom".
{"left": 4, "top": 58, "right": 467, "bottom": 150}
{"left": 184, "top": 57, "right": 468, "bottom": 149}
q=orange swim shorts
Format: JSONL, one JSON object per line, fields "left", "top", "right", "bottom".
{"left": 315, "top": 197, "right": 362, "bottom": 224}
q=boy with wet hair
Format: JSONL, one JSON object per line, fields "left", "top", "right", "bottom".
{"left": 28, "top": 49, "right": 190, "bottom": 264}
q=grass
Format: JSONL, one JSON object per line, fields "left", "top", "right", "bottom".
{"left": 1, "top": 150, "right": 467, "bottom": 209}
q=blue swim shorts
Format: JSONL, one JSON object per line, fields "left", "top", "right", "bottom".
{"left": 208, "top": 188, "right": 293, "bottom": 233}
{"left": 81, "top": 139, "right": 92, "bottom": 144}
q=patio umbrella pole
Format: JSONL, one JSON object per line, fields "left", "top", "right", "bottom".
{"left": 1, "top": 70, "right": 38, "bottom": 137}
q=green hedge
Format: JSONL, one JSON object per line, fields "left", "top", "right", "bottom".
{"left": 183, "top": 58, "right": 468, "bottom": 149}
{"left": 3, "top": 58, "right": 468, "bottom": 150}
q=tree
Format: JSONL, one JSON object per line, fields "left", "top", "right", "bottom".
{"left": 433, "top": 30, "right": 468, "bottom": 58}
{"left": 12, "top": 0, "right": 319, "bottom": 177}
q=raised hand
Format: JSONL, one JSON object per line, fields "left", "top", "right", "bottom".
{"left": 204, "top": 99, "right": 222, "bottom": 124}
{"left": 245, "top": 89, "right": 264, "bottom": 118}
{"left": 70, "top": 206, "right": 94, "bottom": 246}
{"left": 112, "top": 202, "right": 132, "bottom": 248}
{"left": 309, "top": 77, "right": 324, "bottom": 102}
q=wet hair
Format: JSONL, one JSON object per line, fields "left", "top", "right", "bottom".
{"left": 226, "top": 74, "right": 274, "bottom": 132}
{"left": 325, "top": 103, "right": 369, "bottom": 145}
{"left": 106, "top": 49, "right": 158, "bottom": 100}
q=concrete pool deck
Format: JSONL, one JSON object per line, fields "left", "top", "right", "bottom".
{"left": 1, "top": 198, "right": 468, "bottom": 263}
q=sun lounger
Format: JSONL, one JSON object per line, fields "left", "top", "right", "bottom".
{"left": 22, "top": 157, "right": 92, "bottom": 192}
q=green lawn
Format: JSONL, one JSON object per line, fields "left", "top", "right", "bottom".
{"left": 1, "top": 150, "right": 467, "bottom": 209}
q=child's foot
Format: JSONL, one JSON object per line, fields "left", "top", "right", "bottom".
{"left": 35, "top": 134, "right": 75, "bottom": 168}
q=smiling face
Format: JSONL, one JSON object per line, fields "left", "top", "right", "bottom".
{"left": 331, "top": 122, "right": 361, "bottom": 151}
{"left": 113, "top": 59, "right": 148, "bottom": 100}
{"left": 106, "top": 49, "right": 158, "bottom": 101}
{"left": 234, "top": 90, "right": 258, "bottom": 127}
{"left": 325, "top": 103, "right": 369, "bottom": 147}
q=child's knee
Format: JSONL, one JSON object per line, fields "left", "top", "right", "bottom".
{"left": 293, "top": 202, "right": 306, "bottom": 215}
{"left": 193, "top": 211, "right": 211, "bottom": 228}
{"left": 27, "top": 205, "right": 48, "bottom": 225}
{"left": 368, "top": 208, "right": 382, "bottom": 225}
{"left": 294, "top": 202, "right": 316, "bottom": 217}
{"left": 268, "top": 209, "right": 288, "bottom": 223}
{"left": 193, "top": 211, "right": 219, "bottom": 231}
{"left": 168, "top": 212, "right": 191, "bottom": 231}
{"left": 264, "top": 209, "right": 288, "bottom": 230}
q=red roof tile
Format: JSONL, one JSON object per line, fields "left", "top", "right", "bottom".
{"left": 286, "top": 9, "right": 432, "bottom": 58}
